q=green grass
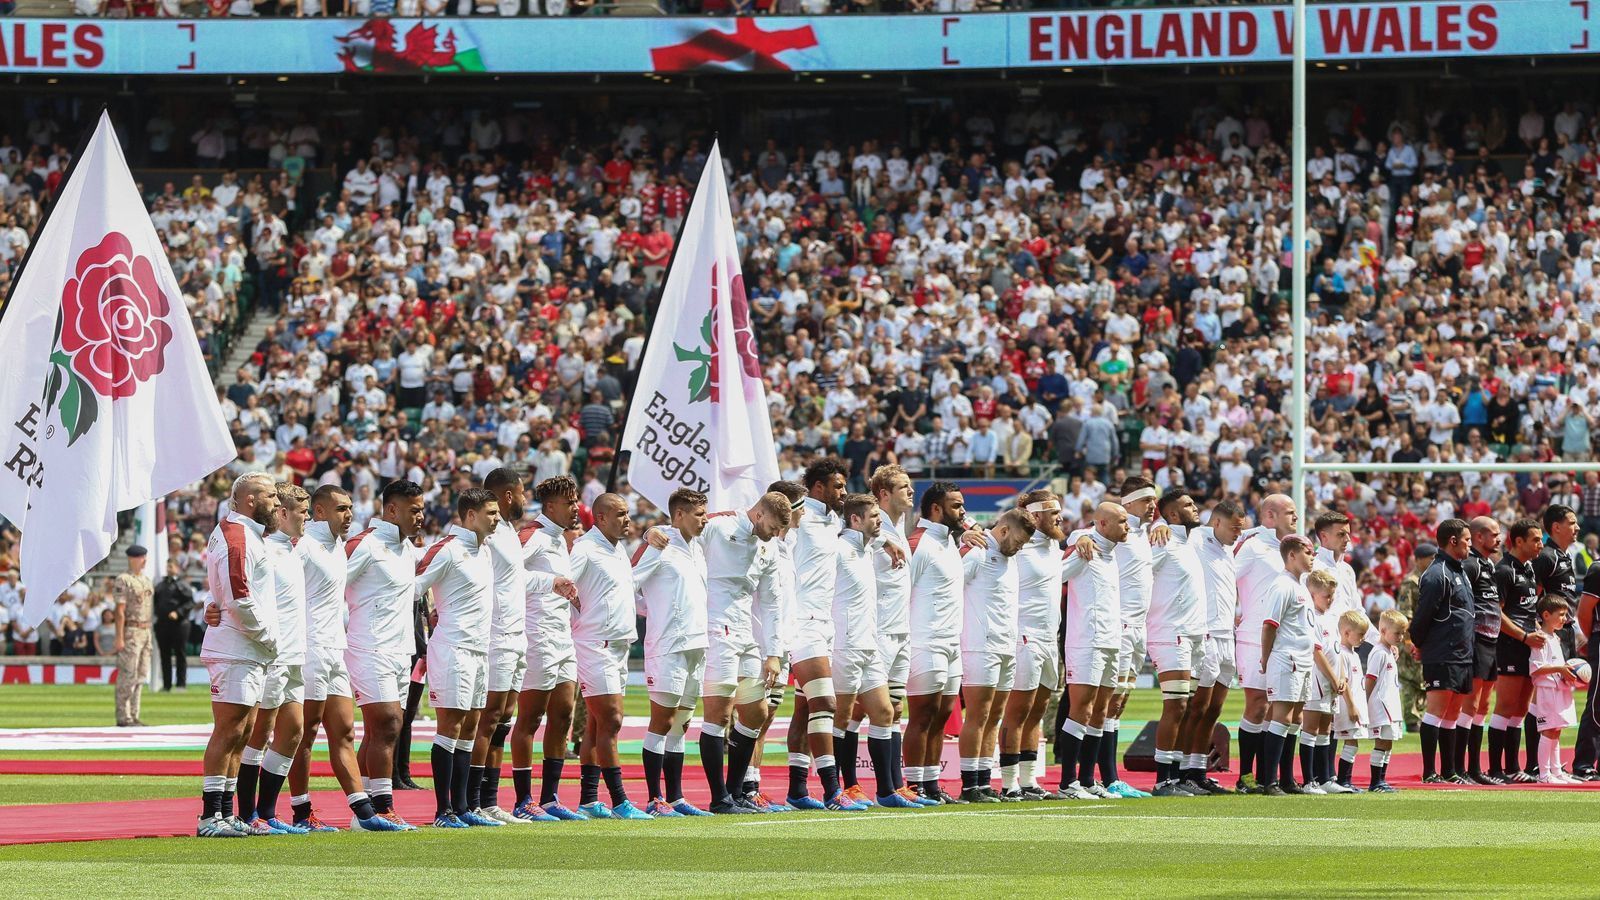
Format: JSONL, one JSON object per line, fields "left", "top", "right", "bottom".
{"left": 3, "top": 793, "right": 1600, "bottom": 897}
{"left": 0, "top": 775, "right": 348, "bottom": 806}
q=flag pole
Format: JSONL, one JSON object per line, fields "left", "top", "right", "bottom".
{"left": 0, "top": 106, "right": 108, "bottom": 324}
{"left": 605, "top": 136, "right": 721, "bottom": 494}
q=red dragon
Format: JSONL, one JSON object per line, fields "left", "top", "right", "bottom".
{"left": 337, "top": 19, "right": 465, "bottom": 73}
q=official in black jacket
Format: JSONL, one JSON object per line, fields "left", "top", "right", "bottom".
{"left": 1409, "top": 518, "right": 1475, "bottom": 784}
{"left": 151, "top": 560, "right": 194, "bottom": 692}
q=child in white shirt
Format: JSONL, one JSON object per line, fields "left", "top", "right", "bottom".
{"left": 1363, "top": 609, "right": 1408, "bottom": 791}
{"left": 1529, "top": 598, "right": 1580, "bottom": 784}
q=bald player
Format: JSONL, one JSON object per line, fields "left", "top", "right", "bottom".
{"left": 1464, "top": 516, "right": 1504, "bottom": 784}
{"left": 1233, "top": 493, "right": 1298, "bottom": 792}
{"left": 999, "top": 490, "right": 1071, "bottom": 800}
{"left": 957, "top": 509, "right": 1032, "bottom": 802}
{"left": 1059, "top": 502, "right": 1130, "bottom": 799}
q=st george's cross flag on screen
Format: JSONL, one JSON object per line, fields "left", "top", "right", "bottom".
{"left": 0, "top": 111, "right": 235, "bottom": 628}
{"left": 617, "top": 142, "right": 780, "bottom": 513}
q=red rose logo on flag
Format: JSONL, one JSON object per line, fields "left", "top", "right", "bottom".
{"left": 707, "top": 266, "right": 760, "bottom": 404}
{"left": 45, "top": 232, "right": 175, "bottom": 445}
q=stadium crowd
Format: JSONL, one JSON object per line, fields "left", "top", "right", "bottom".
{"left": 3, "top": 89, "right": 1600, "bottom": 658}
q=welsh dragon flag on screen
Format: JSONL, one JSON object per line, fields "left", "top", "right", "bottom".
{"left": 0, "top": 111, "right": 235, "bottom": 628}
{"left": 617, "top": 142, "right": 779, "bottom": 513}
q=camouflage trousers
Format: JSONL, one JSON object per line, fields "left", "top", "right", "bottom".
{"left": 1397, "top": 649, "right": 1425, "bottom": 730}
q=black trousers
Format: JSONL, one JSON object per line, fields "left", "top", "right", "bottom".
{"left": 1571, "top": 645, "right": 1600, "bottom": 771}
{"left": 154, "top": 620, "right": 189, "bottom": 690}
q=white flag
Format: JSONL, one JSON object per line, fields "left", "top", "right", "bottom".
{"left": 619, "top": 142, "right": 779, "bottom": 513}
{"left": 0, "top": 112, "right": 235, "bottom": 628}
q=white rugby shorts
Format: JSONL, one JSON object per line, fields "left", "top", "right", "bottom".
{"left": 261, "top": 663, "right": 305, "bottom": 710}
{"left": 1196, "top": 633, "right": 1237, "bottom": 690}
{"left": 1011, "top": 636, "right": 1061, "bottom": 693}
{"left": 878, "top": 633, "right": 911, "bottom": 689}
{"left": 575, "top": 639, "right": 631, "bottom": 697}
{"left": 427, "top": 643, "right": 489, "bottom": 711}
{"left": 907, "top": 643, "right": 962, "bottom": 697}
{"left": 302, "top": 644, "right": 351, "bottom": 702}
{"left": 488, "top": 644, "right": 528, "bottom": 694}
{"left": 203, "top": 657, "right": 268, "bottom": 707}
{"left": 961, "top": 650, "right": 1016, "bottom": 690}
{"left": 787, "top": 621, "right": 834, "bottom": 667}
{"left": 1148, "top": 635, "right": 1203, "bottom": 678}
{"left": 832, "top": 646, "right": 887, "bottom": 696}
{"left": 346, "top": 647, "right": 409, "bottom": 707}
{"left": 1236, "top": 640, "right": 1270, "bottom": 692}
{"left": 1064, "top": 645, "right": 1118, "bottom": 688}
{"left": 1264, "top": 655, "right": 1311, "bottom": 704}
{"left": 522, "top": 640, "right": 578, "bottom": 693}
{"left": 645, "top": 648, "right": 707, "bottom": 707}
{"left": 704, "top": 638, "right": 762, "bottom": 689}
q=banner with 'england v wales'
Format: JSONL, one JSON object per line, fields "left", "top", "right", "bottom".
{"left": 617, "top": 143, "right": 779, "bottom": 515}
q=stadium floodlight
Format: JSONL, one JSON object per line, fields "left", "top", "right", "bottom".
{"left": 1290, "top": 0, "right": 1308, "bottom": 517}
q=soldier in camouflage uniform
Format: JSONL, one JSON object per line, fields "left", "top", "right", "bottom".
{"left": 113, "top": 545, "right": 155, "bottom": 727}
{"left": 1394, "top": 544, "right": 1436, "bottom": 729}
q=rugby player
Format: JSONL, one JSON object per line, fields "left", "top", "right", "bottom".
{"left": 1175, "top": 499, "right": 1246, "bottom": 795}
{"left": 904, "top": 481, "right": 971, "bottom": 805}
{"left": 233, "top": 483, "right": 311, "bottom": 834}
{"left": 1463, "top": 517, "right": 1504, "bottom": 784}
{"left": 999, "top": 490, "right": 1070, "bottom": 801}
{"left": 1253, "top": 536, "right": 1325, "bottom": 795}
{"left": 633, "top": 488, "right": 714, "bottom": 818}
{"left": 1147, "top": 490, "right": 1207, "bottom": 797}
{"left": 1529, "top": 505, "right": 1580, "bottom": 777}
{"left": 1488, "top": 518, "right": 1545, "bottom": 783}
{"left": 697, "top": 491, "right": 791, "bottom": 814}
{"left": 1059, "top": 502, "right": 1129, "bottom": 800}
{"left": 957, "top": 509, "right": 1032, "bottom": 802}
{"left": 345, "top": 479, "right": 427, "bottom": 829}
{"left": 288, "top": 485, "right": 399, "bottom": 831}
{"left": 413, "top": 488, "right": 504, "bottom": 828}
{"left": 1232, "top": 493, "right": 1298, "bottom": 792}
{"left": 786, "top": 459, "right": 870, "bottom": 811}
{"left": 755, "top": 480, "right": 805, "bottom": 811}
{"left": 833, "top": 493, "right": 919, "bottom": 808}
{"left": 1101, "top": 477, "right": 1162, "bottom": 799}
{"left": 197, "top": 474, "right": 281, "bottom": 837}
{"left": 508, "top": 476, "right": 584, "bottom": 821}
{"left": 571, "top": 493, "right": 652, "bottom": 820}
{"left": 864, "top": 465, "right": 928, "bottom": 806}
{"left": 1572, "top": 543, "right": 1600, "bottom": 779}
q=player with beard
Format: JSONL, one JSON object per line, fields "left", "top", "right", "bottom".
{"left": 220, "top": 483, "right": 311, "bottom": 834}
{"left": 472, "top": 468, "right": 574, "bottom": 823}
{"left": 1463, "top": 517, "right": 1505, "bottom": 784}
{"left": 957, "top": 509, "right": 1032, "bottom": 802}
{"left": 1528, "top": 505, "right": 1580, "bottom": 778}
{"left": 1232, "top": 493, "right": 1299, "bottom": 792}
{"left": 344, "top": 479, "right": 427, "bottom": 829}
{"left": 1488, "top": 519, "right": 1545, "bottom": 783}
{"left": 695, "top": 491, "right": 791, "bottom": 814}
{"left": 413, "top": 488, "right": 504, "bottom": 828}
{"left": 287, "top": 486, "right": 401, "bottom": 832}
{"left": 904, "top": 481, "right": 974, "bottom": 805}
{"left": 1175, "top": 499, "right": 1246, "bottom": 795}
{"left": 999, "top": 490, "right": 1071, "bottom": 801}
{"left": 509, "top": 476, "right": 587, "bottom": 821}
{"left": 783, "top": 458, "right": 870, "bottom": 812}
{"left": 571, "top": 493, "right": 653, "bottom": 820}
{"left": 1058, "top": 502, "right": 1129, "bottom": 799}
{"left": 1096, "top": 477, "right": 1163, "bottom": 799}
{"left": 1146, "top": 490, "right": 1208, "bottom": 797}
{"left": 198, "top": 474, "right": 281, "bottom": 837}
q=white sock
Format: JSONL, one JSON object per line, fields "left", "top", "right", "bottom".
{"left": 1018, "top": 755, "right": 1035, "bottom": 788}
{"left": 289, "top": 793, "right": 310, "bottom": 807}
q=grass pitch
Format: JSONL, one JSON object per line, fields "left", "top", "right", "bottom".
{"left": 2, "top": 791, "right": 1599, "bottom": 897}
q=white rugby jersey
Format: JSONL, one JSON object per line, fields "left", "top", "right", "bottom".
{"left": 872, "top": 514, "right": 912, "bottom": 637}
{"left": 344, "top": 519, "right": 418, "bottom": 657}
{"left": 1147, "top": 524, "right": 1206, "bottom": 643}
{"left": 961, "top": 542, "right": 1019, "bottom": 654}
{"left": 753, "top": 531, "right": 795, "bottom": 659}
{"left": 1365, "top": 643, "right": 1402, "bottom": 727}
{"left": 1014, "top": 528, "right": 1065, "bottom": 644}
{"left": 1192, "top": 525, "right": 1238, "bottom": 637}
{"left": 702, "top": 510, "right": 771, "bottom": 649}
{"left": 568, "top": 526, "right": 638, "bottom": 644}
{"left": 299, "top": 520, "right": 348, "bottom": 652}
{"left": 1316, "top": 546, "right": 1379, "bottom": 644}
{"left": 265, "top": 531, "right": 308, "bottom": 666}
{"left": 486, "top": 519, "right": 530, "bottom": 651}
{"left": 1115, "top": 517, "right": 1154, "bottom": 630}
{"left": 519, "top": 515, "right": 570, "bottom": 650}
{"left": 1312, "top": 604, "right": 1342, "bottom": 696}
{"left": 1262, "top": 571, "right": 1315, "bottom": 665}
{"left": 1233, "top": 527, "right": 1285, "bottom": 644}
{"left": 632, "top": 526, "right": 708, "bottom": 657}
{"left": 1063, "top": 530, "right": 1120, "bottom": 650}
{"left": 202, "top": 511, "right": 278, "bottom": 664}
{"left": 1333, "top": 643, "right": 1368, "bottom": 731}
{"left": 415, "top": 525, "right": 495, "bottom": 652}
{"left": 908, "top": 519, "right": 963, "bottom": 648}
{"left": 792, "top": 497, "right": 842, "bottom": 626}
{"left": 833, "top": 529, "right": 878, "bottom": 652}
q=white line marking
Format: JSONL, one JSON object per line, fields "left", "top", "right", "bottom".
{"left": 735, "top": 805, "right": 1117, "bottom": 825}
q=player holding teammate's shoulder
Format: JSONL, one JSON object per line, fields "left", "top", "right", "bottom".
{"left": 904, "top": 481, "right": 974, "bottom": 806}
{"left": 1058, "top": 502, "right": 1128, "bottom": 800}
{"left": 957, "top": 509, "right": 1031, "bottom": 803}
{"left": 1145, "top": 489, "right": 1208, "bottom": 797}
{"left": 999, "top": 489, "right": 1071, "bottom": 800}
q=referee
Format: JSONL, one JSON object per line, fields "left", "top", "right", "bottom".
{"left": 1409, "top": 518, "right": 1475, "bottom": 785}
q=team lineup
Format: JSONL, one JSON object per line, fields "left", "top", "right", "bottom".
{"left": 190, "top": 462, "right": 1598, "bottom": 836}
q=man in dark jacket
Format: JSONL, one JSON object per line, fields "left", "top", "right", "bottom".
{"left": 152, "top": 559, "right": 194, "bottom": 692}
{"left": 1409, "top": 518, "right": 1476, "bottom": 784}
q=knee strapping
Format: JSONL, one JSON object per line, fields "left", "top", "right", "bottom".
{"left": 671, "top": 707, "right": 695, "bottom": 734}
{"left": 734, "top": 677, "right": 767, "bottom": 706}
{"left": 703, "top": 682, "right": 737, "bottom": 699}
{"left": 1161, "top": 681, "right": 1193, "bottom": 701}
{"left": 806, "top": 711, "right": 835, "bottom": 735}
{"left": 491, "top": 721, "right": 511, "bottom": 748}
{"left": 801, "top": 677, "right": 835, "bottom": 701}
